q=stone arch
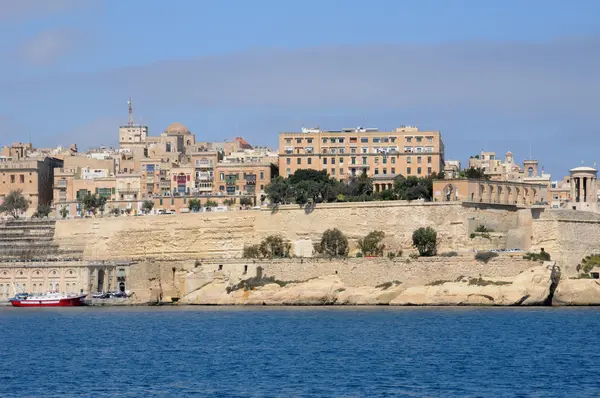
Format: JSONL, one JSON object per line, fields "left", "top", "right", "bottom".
{"left": 514, "top": 187, "right": 521, "bottom": 205}
{"left": 506, "top": 186, "right": 512, "bottom": 204}
{"left": 489, "top": 185, "right": 495, "bottom": 203}
{"left": 442, "top": 183, "right": 458, "bottom": 202}
{"left": 479, "top": 184, "right": 486, "bottom": 202}
{"left": 523, "top": 188, "right": 529, "bottom": 205}
{"left": 496, "top": 185, "right": 503, "bottom": 204}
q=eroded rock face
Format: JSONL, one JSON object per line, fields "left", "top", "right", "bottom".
{"left": 180, "top": 275, "right": 405, "bottom": 305}
{"left": 390, "top": 264, "right": 555, "bottom": 306}
{"left": 553, "top": 279, "right": 600, "bottom": 305}
{"left": 180, "top": 264, "right": 557, "bottom": 306}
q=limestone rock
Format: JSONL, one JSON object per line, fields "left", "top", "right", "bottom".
{"left": 335, "top": 285, "right": 405, "bottom": 305}
{"left": 390, "top": 264, "right": 554, "bottom": 306}
{"left": 270, "top": 275, "right": 345, "bottom": 305}
{"left": 179, "top": 280, "right": 234, "bottom": 305}
{"left": 553, "top": 279, "right": 600, "bottom": 305}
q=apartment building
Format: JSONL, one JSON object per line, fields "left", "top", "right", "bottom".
{"left": 278, "top": 126, "right": 445, "bottom": 182}
{"left": 213, "top": 162, "right": 277, "bottom": 196}
{"left": 0, "top": 157, "right": 63, "bottom": 216}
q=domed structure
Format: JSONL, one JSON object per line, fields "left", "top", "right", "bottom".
{"left": 164, "top": 122, "right": 190, "bottom": 135}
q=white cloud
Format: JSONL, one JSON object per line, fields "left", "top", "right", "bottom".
{"left": 18, "top": 28, "right": 79, "bottom": 65}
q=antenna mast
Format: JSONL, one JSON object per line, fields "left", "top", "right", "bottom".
{"left": 128, "top": 97, "right": 134, "bottom": 127}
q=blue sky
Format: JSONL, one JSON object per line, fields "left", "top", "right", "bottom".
{"left": 1, "top": 0, "right": 599, "bottom": 177}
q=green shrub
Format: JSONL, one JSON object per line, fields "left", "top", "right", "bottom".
{"left": 470, "top": 233, "right": 476, "bottom": 239}
{"left": 387, "top": 251, "right": 396, "bottom": 259}
{"left": 223, "top": 199, "right": 235, "bottom": 206}
{"left": 475, "top": 251, "right": 499, "bottom": 263}
{"left": 358, "top": 231, "right": 386, "bottom": 257}
{"left": 243, "top": 244, "right": 261, "bottom": 258}
{"left": 314, "top": 228, "right": 349, "bottom": 257}
{"left": 355, "top": 252, "right": 364, "bottom": 258}
{"left": 577, "top": 254, "right": 600, "bottom": 274}
{"left": 240, "top": 197, "right": 253, "bottom": 206}
{"left": 468, "top": 277, "right": 511, "bottom": 286}
{"left": 188, "top": 198, "right": 202, "bottom": 212}
{"left": 412, "top": 227, "right": 437, "bottom": 257}
{"left": 205, "top": 199, "right": 218, "bottom": 207}
{"left": 259, "top": 235, "right": 291, "bottom": 258}
{"left": 142, "top": 200, "right": 154, "bottom": 214}
{"left": 375, "top": 280, "right": 402, "bottom": 290}
{"left": 523, "top": 248, "right": 551, "bottom": 262}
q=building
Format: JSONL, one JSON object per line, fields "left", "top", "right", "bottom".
{"left": 568, "top": 165, "right": 598, "bottom": 212}
{"left": 278, "top": 126, "right": 444, "bottom": 181}
{"left": 190, "top": 150, "right": 221, "bottom": 194}
{"left": 433, "top": 179, "right": 546, "bottom": 206}
{"left": 444, "top": 160, "right": 461, "bottom": 179}
{"left": 0, "top": 142, "right": 33, "bottom": 161}
{"left": 213, "top": 162, "right": 277, "bottom": 197}
{"left": 0, "top": 157, "right": 63, "bottom": 216}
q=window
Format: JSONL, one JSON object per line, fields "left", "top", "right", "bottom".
{"left": 260, "top": 171, "right": 264, "bottom": 179}
{"left": 417, "top": 167, "right": 422, "bottom": 174}
{"left": 351, "top": 157, "right": 356, "bottom": 165}
{"left": 427, "top": 156, "right": 432, "bottom": 164}
{"left": 382, "top": 157, "right": 387, "bottom": 164}
{"left": 350, "top": 148, "right": 357, "bottom": 154}
{"left": 285, "top": 138, "right": 292, "bottom": 144}
{"left": 322, "top": 138, "right": 328, "bottom": 144}
{"left": 331, "top": 157, "right": 335, "bottom": 164}
{"left": 307, "top": 138, "right": 313, "bottom": 144}
{"left": 286, "top": 168, "right": 291, "bottom": 176}
{"left": 373, "top": 137, "right": 381, "bottom": 143}
{"left": 220, "top": 185, "right": 225, "bottom": 191}
{"left": 286, "top": 158, "right": 291, "bottom": 165}
{"left": 427, "top": 137, "right": 433, "bottom": 142}
{"left": 19, "top": 174, "right": 24, "bottom": 183}
{"left": 339, "top": 148, "right": 345, "bottom": 154}
{"left": 425, "top": 146, "right": 434, "bottom": 153}
{"left": 428, "top": 167, "right": 432, "bottom": 175}
{"left": 10, "top": 175, "right": 15, "bottom": 183}
{"left": 407, "top": 167, "right": 412, "bottom": 174}
{"left": 374, "top": 168, "right": 379, "bottom": 175}
{"left": 296, "top": 138, "right": 302, "bottom": 144}
{"left": 407, "top": 157, "right": 412, "bottom": 164}
{"left": 297, "top": 158, "right": 301, "bottom": 165}
{"left": 417, "top": 157, "right": 422, "bottom": 164}
{"left": 339, "top": 138, "right": 345, "bottom": 144}
{"left": 308, "top": 158, "right": 312, "bottom": 165}
{"left": 361, "top": 147, "right": 368, "bottom": 154}
{"left": 391, "top": 157, "right": 396, "bottom": 164}
{"left": 323, "top": 158, "right": 328, "bottom": 165}
{"left": 383, "top": 168, "right": 387, "bottom": 175}
{"left": 416, "top": 137, "right": 422, "bottom": 142}
{"left": 375, "top": 158, "right": 379, "bottom": 164}
{"left": 361, "top": 137, "right": 369, "bottom": 143}
{"left": 362, "top": 157, "right": 367, "bottom": 165}
{"left": 340, "top": 168, "right": 344, "bottom": 175}
{"left": 415, "top": 147, "right": 424, "bottom": 153}
{"left": 406, "top": 137, "right": 412, "bottom": 142}
{"left": 331, "top": 168, "right": 336, "bottom": 175}
{"left": 159, "top": 198, "right": 163, "bottom": 205}
{"left": 220, "top": 173, "right": 224, "bottom": 180}
{"left": 391, "top": 168, "right": 396, "bottom": 174}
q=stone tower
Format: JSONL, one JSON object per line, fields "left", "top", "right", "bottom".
{"left": 569, "top": 165, "right": 598, "bottom": 212}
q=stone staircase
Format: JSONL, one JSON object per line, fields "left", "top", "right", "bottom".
{"left": 0, "top": 220, "right": 83, "bottom": 261}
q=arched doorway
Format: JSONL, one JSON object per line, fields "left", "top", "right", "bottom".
{"left": 442, "top": 184, "right": 457, "bottom": 202}
{"left": 97, "top": 269, "right": 105, "bottom": 293}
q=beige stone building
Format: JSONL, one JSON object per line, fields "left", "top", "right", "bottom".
{"left": 0, "top": 142, "right": 33, "bottom": 161}
{"left": 214, "top": 162, "right": 277, "bottom": 196}
{"left": 433, "top": 179, "right": 546, "bottom": 206}
{"left": 278, "top": 126, "right": 445, "bottom": 180}
{"left": 0, "top": 157, "right": 63, "bottom": 216}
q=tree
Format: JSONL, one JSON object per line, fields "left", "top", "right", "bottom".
{"left": 109, "top": 207, "right": 120, "bottom": 216}
{"left": 223, "top": 198, "right": 235, "bottom": 206}
{"left": 395, "top": 176, "right": 433, "bottom": 201}
{"left": 243, "top": 244, "right": 261, "bottom": 258}
{"left": 80, "top": 193, "right": 107, "bottom": 216}
{"left": 412, "top": 227, "right": 437, "bottom": 257}
{"left": 258, "top": 235, "right": 291, "bottom": 258}
{"left": 32, "top": 204, "right": 52, "bottom": 218}
{"left": 315, "top": 228, "right": 349, "bottom": 257}
{"left": 0, "top": 189, "right": 29, "bottom": 218}
{"left": 265, "top": 177, "right": 293, "bottom": 204}
{"left": 346, "top": 171, "right": 373, "bottom": 197}
{"left": 240, "top": 197, "right": 253, "bottom": 207}
{"left": 205, "top": 199, "right": 218, "bottom": 208}
{"left": 358, "top": 231, "right": 386, "bottom": 256}
{"left": 59, "top": 206, "right": 69, "bottom": 219}
{"left": 463, "top": 167, "right": 489, "bottom": 180}
{"left": 142, "top": 200, "right": 154, "bottom": 214}
{"left": 188, "top": 198, "right": 201, "bottom": 212}
{"left": 293, "top": 180, "right": 320, "bottom": 205}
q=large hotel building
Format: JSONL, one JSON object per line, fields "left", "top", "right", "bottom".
{"left": 278, "top": 126, "right": 445, "bottom": 190}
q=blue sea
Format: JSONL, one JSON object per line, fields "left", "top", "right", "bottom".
{"left": 1, "top": 306, "right": 599, "bottom": 397}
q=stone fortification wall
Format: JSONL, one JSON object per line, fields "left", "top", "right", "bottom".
{"left": 53, "top": 202, "right": 525, "bottom": 261}
{"left": 531, "top": 209, "right": 600, "bottom": 275}
{"left": 193, "top": 255, "right": 537, "bottom": 291}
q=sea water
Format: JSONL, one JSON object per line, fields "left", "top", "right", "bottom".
{"left": 1, "top": 306, "right": 599, "bottom": 397}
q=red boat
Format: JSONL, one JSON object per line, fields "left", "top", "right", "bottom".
{"left": 9, "top": 291, "right": 87, "bottom": 307}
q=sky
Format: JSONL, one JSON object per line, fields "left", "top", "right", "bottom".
{"left": 1, "top": 0, "right": 599, "bottom": 177}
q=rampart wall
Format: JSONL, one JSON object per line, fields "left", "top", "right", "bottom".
{"left": 53, "top": 202, "right": 527, "bottom": 261}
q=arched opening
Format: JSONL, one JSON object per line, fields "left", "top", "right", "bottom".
{"left": 97, "top": 269, "right": 105, "bottom": 293}
{"left": 442, "top": 184, "right": 457, "bottom": 202}
{"left": 119, "top": 282, "right": 126, "bottom": 292}
{"left": 528, "top": 167, "right": 533, "bottom": 177}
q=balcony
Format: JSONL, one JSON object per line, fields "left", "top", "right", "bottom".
{"left": 196, "top": 172, "right": 212, "bottom": 181}
{"left": 56, "top": 180, "right": 68, "bottom": 187}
